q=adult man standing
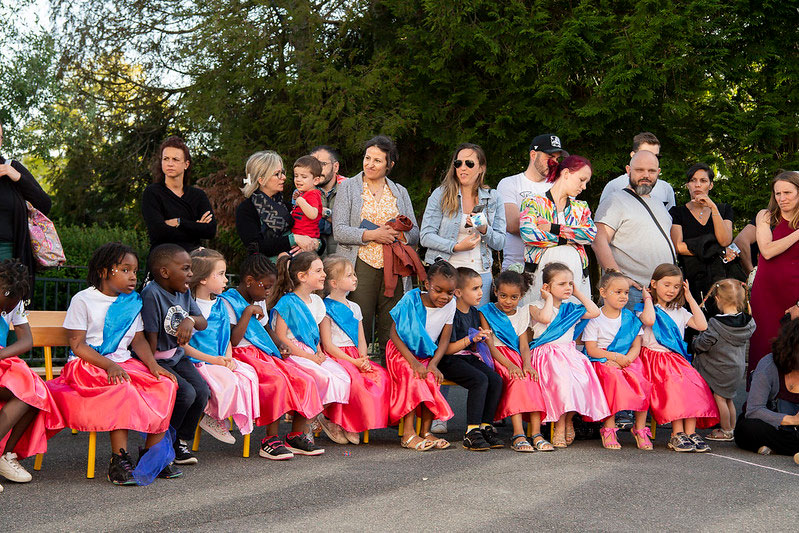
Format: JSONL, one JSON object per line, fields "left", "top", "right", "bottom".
{"left": 310, "top": 145, "right": 346, "bottom": 255}
{"left": 592, "top": 150, "right": 677, "bottom": 310}
{"left": 599, "top": 132, "right": 676, "bottom": 210}
{"left": 497, "top": 134, "right": 567, "bottom": 270}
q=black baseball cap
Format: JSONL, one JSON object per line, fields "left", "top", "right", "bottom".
{"left": 529, "top": 134, "right": 568, "bottom": 156}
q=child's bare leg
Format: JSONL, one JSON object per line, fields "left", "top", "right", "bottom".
{"left": 0, "top": 392, "right": 37, "bottom": 453}
{"left": 144, "top": 431, "right": 166, "bottom": 449}
{"left": 529, "top": 412, "right": 543, "bottom": 436}
{"left": 510, "top": 413, "right": 525, "bottom": 436}
{"left": 401, "top": 412, "right": 417, "bottom": 440}
{"left": 633, "top": 410, "right": 648, "bottom": 431}
{"left": 419, "top": 406, "right": 434, "bottom": 436}
{"left": 671, "top": 419, "right": 685, "bottom": 436}
{"left": 291, "top": 413, "right": 310, "bottom": 434}
{"left": 727, "top": 399, "right": 737, "bottom": 430}
{"left": 553, "top": 414, "right": 566, "bottom": 441}
{"left": 603, "top": 413, "right": 617, "bottom": 430}
{"left": 110, "top": 429, "right": 128, "bottom": 452}
{"left": 684, "top": 418, "right": 697, "bottom": 435}
{"left": 266, "top": 421, "right": 280, "bottom": 437}
{"left": 713, "top": 394, "right": 731, "bottom": 431}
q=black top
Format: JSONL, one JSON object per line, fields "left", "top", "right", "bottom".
{"left": 235, "top": 194, "right": 295, "bottom": 257}
{"left": 141, "top": 182, "right": 217, "bottom": 252}
{"left": 749, "top": 215, "right": 760, "bottom": 268}
{"left": 669, "top": 202, "right": 734, "bottom": 242}
{"left": 450, "top": 306, "right": 481, "bottom": 343}
{"left": 0, "top": 155, "right": 52, "bottom": 281}
{"left": 0, "top": 181, "right": 15, "bottom": 241}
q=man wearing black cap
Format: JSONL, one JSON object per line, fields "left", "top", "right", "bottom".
{"left": 497, "top": 134, "right": 568, "bottom": 270}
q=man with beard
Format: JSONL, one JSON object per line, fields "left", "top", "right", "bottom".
{"left": 593, "top": 150, "right": 677, "bottom": 310}
{"left": 311, "top": 145, "right": 346, "bottom": 255}
{"left": 497, "top": 134, "right": 567, "bottom": 270}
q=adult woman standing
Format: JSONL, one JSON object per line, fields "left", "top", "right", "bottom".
{"left": 0, "top": 121, "right": 52, "bottom": 281}
{"left": 236, "top": 150, "right": 317, "bottom": 259}
{"left": 669, "top": 163, "right": 736, "bottom": 308}
{"left": 333, "top": 135, "right": 419, "bottom": 354}
{"left": 420, "top": 143, "right": 505, "bottom": 305}
{"left": 519, "top": 155, "right": 596, "bottom": 303}
{"left": 141, "top": 136, "right": 217, "bottom": 253}
{"left": 749, "top": 172, "right": 799, "bottom": 376}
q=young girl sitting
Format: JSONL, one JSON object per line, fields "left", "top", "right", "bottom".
{"left": 692, "top": 279, "right": 755, "bottom": 442}
{"left": 479, "top": 270, "right": 551, "bottom": 452}
{"left": 638, "top": 263, "right": 719, "bottom": 452}
{"left": 267, "top": 252, "right": 352, "bottom": 449}
{"left": 48, "top": 244, "right": 179, "bottom": 485}
{"left": 529, "top": 262, "right": 609, "bottom": 448}
{"left": 185, "top": 248, "right": 260, "bottom": 445}
{"left": 218, "top": 253, "right": 323, "bottom": 459}
{"left": 582, "top": 270, "right": 653, "bottom": 450}
{"left": 386, "top": 259, "right": 456, "bottom": 452}
{"left": 0, "top": 259, "right": 63, "bottom": 491}
{"left": 319, "top": 256, "right": 390, "bottom": 444}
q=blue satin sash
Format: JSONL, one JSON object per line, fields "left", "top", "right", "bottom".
{"left": 90, "top": 291, "right": 143, "bottom": 356}
{"left": 478, "top": 303, "right": 520, "bottom": 354}
{"left": 272, "top": 293, "right": 320, "bottom": 350}
{"left": 530, "top": 302, "right": 586, "bottom": 349}
{"left": 635, "top": 303, "right": 690, "bottom": 360}
{"left": 324, "top": 297, "right": 360, "bottom": 346}
{"left": 188, "top": 298, "right": 231, "bottom": 362}
{"left": 389, "top": 289, "right": 437, "bottom": 358}
{"left": 587, "top": 309, "right": 642, "bottom": 363}
{"left": 0, "top": 315, "right": 9, "bottom": 347}
{"left": 217, "top": 289, "right": 281, "bottom": 358}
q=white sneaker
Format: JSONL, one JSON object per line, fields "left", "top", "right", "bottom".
{"left": 317, "top": 415, "right": 349, "bottom": 444}
{"left": 0, "top": 452, "right": 32, "bottom": 483}
{"left": 430, "top": 419, "right": 447, "bottom": 434}
{"left": 0, "top": 481, "right": 3, "bottom": 493}
{"left": 200, "top": 415, "right": 236, "bottom": 444}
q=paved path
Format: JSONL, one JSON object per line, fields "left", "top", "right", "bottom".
{"left": 2, "top": 387, "right": 798, "bottom": 532}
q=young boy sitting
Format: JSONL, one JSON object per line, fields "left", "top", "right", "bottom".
{"left": 142, "top": 243, "right": 209, "bottom": 465}
{"left": 290, "top": 155, "right": 323, "bottom": 245}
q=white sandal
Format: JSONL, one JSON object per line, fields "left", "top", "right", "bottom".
{"left": 401, "top": 434, "right": 435, "bottom": 451}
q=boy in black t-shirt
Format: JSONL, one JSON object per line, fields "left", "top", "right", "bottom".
{"left": 439, "top": 267, "right": 504, "bottom": 451}
{"left": 142, "top": 244, "right": 209, "bottom": 466}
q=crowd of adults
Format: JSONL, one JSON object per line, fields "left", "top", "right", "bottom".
{"left": 2, "top": 120, "right": 799, "bottom": 461}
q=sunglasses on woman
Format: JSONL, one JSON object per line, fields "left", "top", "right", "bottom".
{"left": 454, "top": 159, "right": 476, "bottom": 169}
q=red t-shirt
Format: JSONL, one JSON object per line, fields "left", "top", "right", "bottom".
{"left": 291, "top": 188, "right": 322, "bottom": 238}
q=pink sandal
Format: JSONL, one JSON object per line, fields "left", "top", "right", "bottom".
{"left": 600, "top": 427, "right": 621, "bottom": 450}
{"left": 631, "top": 427, "right": 653, "bottom": 450}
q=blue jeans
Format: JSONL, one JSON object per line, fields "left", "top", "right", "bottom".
{"left": 479, "top": 272, "right": 492, "bottom": 306}
{"left": 625, "top": 285, "right": 643, "bottom": 312}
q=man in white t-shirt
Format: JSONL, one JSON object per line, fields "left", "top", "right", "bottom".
{"left": 598, "top": 132, "right": 676, "bottom": 210}
{"left": 497, "top": 133, "right": 568, "bottom": 270}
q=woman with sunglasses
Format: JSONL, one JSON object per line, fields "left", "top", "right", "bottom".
{"left": 236, "top": 150, "right": 318, "bottom": 261}
{"left": 420, "top": 143, "right": 505, "bottom": 305}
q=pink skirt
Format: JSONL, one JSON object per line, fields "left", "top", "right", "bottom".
{"left": 47, "top": 358, "right": 176, "bottom": 434}
{"left": 385, "top": 341, "right": 453, "bottom": 424}
{"left": 639, "top": 347, "right": 719, "bottom": 428}
{"left": 324, "top": 345, "right": 390, "bottom": 432}
{"left": 492, "top": 345, "right": 547, "bottom": 420}
{"left": 592, "top": 357, "right": 652, "bottom": 415}
{"left": 531, "top": 341, "right": 611, "bottom": 423}
{"left": 285, "top": 341, "right": 351, "bottom": 406}
{"left": 0, "top": 357, "right": 65, "bottom": 458}
{"left": 195, "top": 360, "right": 260, "bottom": 435}
{"left": 232, "top": 345, "right": 323, "bottom": 424}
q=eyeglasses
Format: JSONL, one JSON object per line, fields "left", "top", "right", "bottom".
{"left": 454, "top": 159, "right": 475, "bottom": 169}
{"left": 273, "top": 169, "right": 286, "bottom": 177}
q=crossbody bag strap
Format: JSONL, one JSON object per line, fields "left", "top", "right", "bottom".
{"left": 622, "top": 188, "right": 677, "bottom": 264}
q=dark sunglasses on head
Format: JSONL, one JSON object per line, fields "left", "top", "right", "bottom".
{"left": 454, "top": 159, "right": 475, "bottom": 169}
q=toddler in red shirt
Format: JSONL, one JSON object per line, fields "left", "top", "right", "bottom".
{"left": 291, "top": 155, "right": 323, "bottom": 242}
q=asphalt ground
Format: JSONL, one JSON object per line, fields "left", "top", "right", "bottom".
{"left": 2, "top": 386, "right": 798, "bottom": 532}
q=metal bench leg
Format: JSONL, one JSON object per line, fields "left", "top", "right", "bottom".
{"left": 192, "top": 423, "right": 201, "bottom": 452}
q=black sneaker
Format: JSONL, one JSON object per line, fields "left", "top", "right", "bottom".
{"left": 137, "top": 447, "right": 183, "bottom": 479}
{"left": 688, "top": 433, "right": 711, "bottom": 453}
{"left": 285, "top": 433, "right": 325, "bottom": 456}
{"left": 107, "top": 449, "right": 137, "bottom": 485}
{"left": 259, "top": 436, "right": 294, "bottom": 460}
{"left": 173, "top": 439, "right": 198, "bottom": 465}
{"left": 462, "top": 428, "right": 490, "bottom": 451}
{"left": 481, "top": 426, "right": 505, "bottom": 449}
{"left": 667, "top": 432, "right": 696, "bottom": 452}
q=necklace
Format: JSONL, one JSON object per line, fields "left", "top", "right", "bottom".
{"left": 691, "top": 202, "right": 709, "bottom": 220}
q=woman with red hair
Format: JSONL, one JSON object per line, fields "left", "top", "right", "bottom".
{"left": 519, "top": 156, "right": 596, "bottom": 304}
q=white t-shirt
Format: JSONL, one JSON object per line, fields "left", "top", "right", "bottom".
{"left": 493, "top": 307, "right": 530, "bottom": 348}
{"left": 424, "top": 297, "right": 457, "bottom": 341}
{"left": 327, "top": 299, "right": 362, "bottom": 348}
{"left": 2, "top": 300, "right": 28, "bottom": 329}
{"left": 600, "top": 174, "right": 676, "bottom": 210}
{"left": 581, "top": 308, "right": 643, "bottom": 350}
{"left": 62, "top": 287, "right": 143, "bottom": 363}
{"left": 638, "top": 304, "right": 692, "bottom": 352}
{"left": 497, "top": 172, "right": 553, "bottom": 269}
{"left": 223, "top": 299, "right": 269, "bottom": 348}
{"left": 531, "top": 303, "right": 575, "bottom": 345}
{"left": 282, "top": 294, "right": 325, "bottom": 345}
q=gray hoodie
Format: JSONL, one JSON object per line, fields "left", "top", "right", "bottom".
{"left": 692, "top": 313, "right": 756, "bottom": 398}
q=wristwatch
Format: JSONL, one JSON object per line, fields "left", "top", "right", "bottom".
{"left": 176, "top": 218, "right": 181, "bottom": 227}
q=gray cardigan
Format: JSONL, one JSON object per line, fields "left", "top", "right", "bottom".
{"left": 745, "top": 354, "right": 798, "bottom": 428}
{"left": 331, "top": 172, "right": 419, "bottom": 266}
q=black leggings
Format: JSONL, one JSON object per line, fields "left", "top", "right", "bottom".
{"left": 438, "top": 353, "right": 503, "bottom": 426}
{"left": 734, "top": 413, "right": 799, "bottom": 456}
{"left": 158, "top": 356, "right": 211, "bottom": 442}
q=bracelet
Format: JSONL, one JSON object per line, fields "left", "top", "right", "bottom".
{"left": 184, "top": 316, "right": 195, "bottom": 324}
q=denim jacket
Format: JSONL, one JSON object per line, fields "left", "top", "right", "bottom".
{"left": 420, "top": 186, "right": 506, "bottom": 270}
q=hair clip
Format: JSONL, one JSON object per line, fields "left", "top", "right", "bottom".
{"left": 243, "top": 173, "right": 253, "bottom": 187}
{"left": 3, "top": 290, "right": 9, "bottom": 297}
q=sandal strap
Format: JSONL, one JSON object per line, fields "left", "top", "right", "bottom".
{"left": 530, "top": 433, "right": 544, "bottom": 440}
